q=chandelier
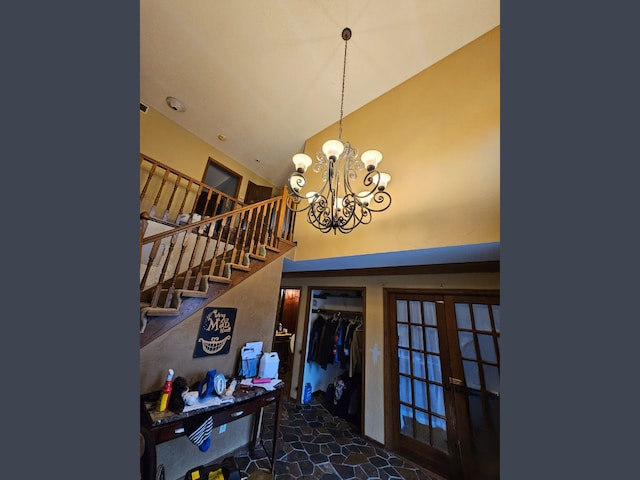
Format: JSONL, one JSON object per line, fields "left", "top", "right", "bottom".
{"left": 286, "top": 27, "right": 392, "bottom": 234}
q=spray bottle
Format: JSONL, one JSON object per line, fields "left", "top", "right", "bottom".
{"left": 156, "top": 369, "right": 174, "bottom": 412}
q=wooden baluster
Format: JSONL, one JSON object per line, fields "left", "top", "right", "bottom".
{"left": 254, "top": 203, "right": 265, "bottom": 250}
{"left": 140, "top": 239, "right": 160, "bottom": 291}
{"left": 163, "top": 174, "right": 181, "bottom": 222}
{"left": 246, "top": 204, "right": 260, "bottom": 256}
{"left": 140, "top": 211, "right": 150, "bottom": 260}
{"left": 237, "top": 208, "right": 253, "bottom": 264}
{"left": 182, "top": 222, "right": 206, "bottom": 290}
{"left": 219, "top": 214, "right": 235, "bottom": 276}
{"left": 150, "top": 232, "right": 178, "bottom": 308}
{"left": 263, "top": 202, "right": 276, "bottom": 250}
{"left": 193, "top": 219, "right": 216, "bottom": 290}
{"left": 150, "top": 168, "right": 170, "bottom": 218}
{"left": 271, "top": 196, "right": 283, "bottom": 244}
{"left": 228, "top": 210, "right": 242, "bottom": 266}
{"left": 208, "top": 214, "right": 228, "bottom": 278}
{"left": 190, "top": 185, "right": 204, "bottom": 217}
{"left": 140, "top": 162, "right": 157, "bottom": 201}
{"left": 279, "top": 189, "right": 295, "bottom": 241}
{"left": 177, "top": 178, "right": 194, "bottom": 220}
{"left": 202, "top": 189, "right": 215, "bottom": 217}
{"left": 164, "top": 230, "right": 191, "bottom": 308}
{"left": 212, "top": 192, "right": 224, "bottom": 217}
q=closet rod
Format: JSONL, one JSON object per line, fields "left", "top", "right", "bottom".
{"left": 312, "top": 308, "right": 362, "bottom": 317}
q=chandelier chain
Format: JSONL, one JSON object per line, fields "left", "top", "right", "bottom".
{"left": 338, "top": 36, "right": 348, "bottom": 141}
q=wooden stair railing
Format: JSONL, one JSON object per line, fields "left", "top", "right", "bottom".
{"left": 140, "top": 153, "right": 245, "bottom": 225}
{"left": 140, "top": 194, "right": 296, "bottom": 341}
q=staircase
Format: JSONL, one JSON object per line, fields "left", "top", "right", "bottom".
{"left": 140, "top": 154, "right": 297, "bottom": 348}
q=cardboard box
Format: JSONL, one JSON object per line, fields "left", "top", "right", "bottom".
{"left": 258, "top": 352, "right": 279, "bottom": 379}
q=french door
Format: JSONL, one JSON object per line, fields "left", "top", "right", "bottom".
{"left": 385, "top": 290, "right": 500, "bottom": 480}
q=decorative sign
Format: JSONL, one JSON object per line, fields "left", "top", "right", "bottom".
{"left": 193, "top": 307, "right": 236, "bottom": 358}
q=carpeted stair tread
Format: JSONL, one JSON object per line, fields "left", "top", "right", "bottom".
{"left": 227, "top": 263, "right": 250, "bottom": 272}
{"left": 176, "top": 288, "right": 209, "bottom": 298}
{"left": 142, "top": 307, "right": 180, "bottom": 317}
{"left": 207, "top": 275, "right": 232, "bottom": 284}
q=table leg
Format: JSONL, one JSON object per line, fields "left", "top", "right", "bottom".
{"left": 270, "top": 392, "right": 284, "bottom": 475}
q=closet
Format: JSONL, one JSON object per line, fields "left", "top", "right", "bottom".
{"left": 301, "top": 287, "right": 364, "bottom": 431}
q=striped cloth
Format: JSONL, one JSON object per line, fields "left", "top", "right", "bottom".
{"left": 186, "top": 416, "right": 213, "bottom": 452}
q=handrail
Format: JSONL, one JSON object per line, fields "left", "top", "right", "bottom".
{"left": 142, "top": 196, "right": 276, "bottom": 245}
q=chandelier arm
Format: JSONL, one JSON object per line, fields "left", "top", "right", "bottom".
{"left": 364, "top": 191, "right": 392, "bottom": 212}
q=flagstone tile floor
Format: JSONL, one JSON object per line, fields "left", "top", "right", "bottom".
{"left": 230, "top": 393, "right": 443, "bottom": 480}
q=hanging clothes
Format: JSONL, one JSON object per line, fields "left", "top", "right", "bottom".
{"left": 341, "top": 318, "right": 361, "bottom": 369}
{"left": 307, "top": 315, "right": 325, "bottom": 363}
{"left": 316, "top": 315, "right": 339, "bottom": 369}
{"left": 349, "top": 326, "right": 363, "bottom": 377}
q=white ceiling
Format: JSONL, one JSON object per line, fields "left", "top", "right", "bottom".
{"left": 140, "top": 0, "right": 500, "bottom": 188}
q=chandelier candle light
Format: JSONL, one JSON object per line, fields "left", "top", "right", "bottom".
{"left": 286, "top": 27, "right": 392, "bottom": 234}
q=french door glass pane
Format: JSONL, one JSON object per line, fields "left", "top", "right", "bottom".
{"left": 455, "top": 303, "right": 472, "bottom": 329}
{"left": 398, "top": 323, "right": 409, "bottom": 348}
{"left": 429, "top": 383, "right": 445, "bottom": 415}
{"left": 432, "top": 415, "right": 448, "bottom": 452}
{"left": 425, "top": 326, "right": 439, "bottom": 353}
{"left": 409, "top": 301, "right": 422, "bottom": 324}
{"left": 413, "top": 379, "right": 428, "bottom": 409}
{"left": 398, "top": 348, "right": 411, "bottom": 375}
{"left": 423, "top": 301, "right": 437, "bottom": 325}
{"left": 412, "top": 351, "right": 426, "bottom": 379}
{"left": 427, "top": 354, "right": 442, "bottom": 383}
{"left": 473, "top": 304, "right": 492, "bottom": 331}
{"left": 463, "top": 360, "right": 481, "bottom": 390}
{"left": 415, "top": 410, "right": 430, "bottom": 444}
{"left": 477, "top": 334, "right": 496, "bottom": 362}
{"left": 459, "top": 331, "right": 476, "bottom": 359}
{"left": 400, "top": 404, "right": 414, "bottom": 436}
{"left": 397, "top": 300, "right": 408, "bottom": 322}
{"left": 399, "top": 375, "right": 412, "bottom": 403}
{"left": 483, "top": 364, "right": 500, "bottom": 394}
{"left": 492, "top": 304, "right": 500, "bottom": 332}
{"left": 411, "top": 325, "right": 424, "bottom": 350}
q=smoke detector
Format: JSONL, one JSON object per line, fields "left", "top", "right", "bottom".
{"left": 165, "top": 96, "right": 186, "bottom": 112}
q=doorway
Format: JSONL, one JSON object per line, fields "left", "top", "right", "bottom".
{"left": 384, "top": 290, "right": 500, "bottom": 480}
{"left": 298, "top": 287, "right": 365, "bottom": 433}
{"left": 244, "top": 180, "right": 273, "bottom": 204}
{"left": 272, "top": 288, "right": 301, "bottom": 398}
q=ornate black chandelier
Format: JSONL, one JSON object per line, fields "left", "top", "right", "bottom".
{"left": 286, "top": 27, "right": 392, "bottom": 234}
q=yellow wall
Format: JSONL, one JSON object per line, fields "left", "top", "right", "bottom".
{"left": 292, "top": 27, "right": 500, "bottom": 261}
{"left": 140, "top": 106, "right": 278, "bottom": 202}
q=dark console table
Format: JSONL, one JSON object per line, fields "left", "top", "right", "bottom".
{"left": 140, "top": 383, "right": 284, "bottom": 475}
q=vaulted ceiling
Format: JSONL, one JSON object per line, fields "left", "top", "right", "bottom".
{"left": 140, "top": 0, "right": 500, "bottom": 188}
